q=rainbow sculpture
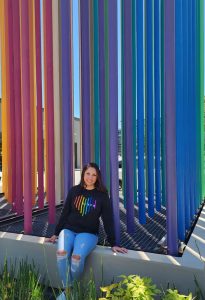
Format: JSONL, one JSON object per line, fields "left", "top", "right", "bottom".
{"left": 0, "top": 0, "right": 204, "bottom": 256}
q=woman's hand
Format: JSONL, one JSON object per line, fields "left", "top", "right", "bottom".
{"left": 111, "top": 246, "right": 128, "bottom": 254}
{"left": 45, "top": 235, "right": 58, "bottom": 243}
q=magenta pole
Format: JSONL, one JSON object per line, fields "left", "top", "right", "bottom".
{"left": 35, "top": 0, "right": 44, "bottom": 209}
{"left": 20, "top": 0, "right": 32, "bottom": 234}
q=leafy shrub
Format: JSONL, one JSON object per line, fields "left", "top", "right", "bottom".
{"left": 99, "top": 274, "right": 160, "bottom": 300}
{"left": 162, "top": 289, "right": 193, "bottom": 300}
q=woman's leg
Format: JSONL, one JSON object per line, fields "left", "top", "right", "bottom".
{"left": 70, "top": 233, "right": 98, "bottom": 282}
{"left": 57, "top": 229, "right": 75, "bottom": 287}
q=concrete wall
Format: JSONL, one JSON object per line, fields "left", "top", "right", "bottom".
{"left": 0, "top": 206, "right": 205, "bottom": 295}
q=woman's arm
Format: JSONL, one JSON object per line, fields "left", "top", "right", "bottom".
{"left": 111, "top": 246, "right": 128, "bottom": 253}
{"left": 46, "top": 235, "right": 58, "bottom": 243}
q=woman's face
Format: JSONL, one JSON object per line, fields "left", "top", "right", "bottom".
{"left": 84, "top": 167, "right": 97, "bottom": 189}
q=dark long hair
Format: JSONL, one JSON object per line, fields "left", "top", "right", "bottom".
{"left": 80, "top": 162, "right": 107, "bottom": 193}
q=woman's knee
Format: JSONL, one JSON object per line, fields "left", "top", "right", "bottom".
{"left": 71, "top": 254, "right": 81, "bottom": 265}
{"left": 71, "top": 254, "right": 84, "bottom": 274}
{"left": 56, "top": 250, "right": 68, "bottom": 260}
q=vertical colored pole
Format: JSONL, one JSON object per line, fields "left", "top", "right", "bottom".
{"left": 28, "top": 0, "right": 37, "bottom": 206}
{"left": 93, "top": 0, "right": 100, "bottom": 165}
{"left": 196, "top": 1, "right": 201, "bottom": 209}
{"left": 146, "top": 0, "right": 154, "bottom": 217}
{"left": 136, "top": 0, "right": 146, "bottom": 224}
{"left": 61, "top": 0, "right": 73, "bottom": 200}
{"left": 175, "top": 0, "right": 185, "bottom": 241}
{"left": 99, "top": 0, "right": 107, "bottom": 183}
{"left": 123, "top": 0, "right": 135, "bottom": 232}
{"left": 164, "top": 0, "right": 178, "bottom": 255}
{"left": 89, "top": 0, "right": 94, "bottom": 163}
{"left": 132, "top": 0, "right": 137, "bottom": 204}
{"left": 44, "top": 1, "right": 56, "bottom": 223}
{"left": 7, "top": 0, "right": 16, "bottom": 210}
{"left": 4, "top": 0, "right": 12, "bottom": 204}
{"left": 182, "top": 0, "right": 190, "bottom": 229}
{"left": 188, "top": 0, "right": 194, "bottom": 222}
{"left": 199, "top": 0, "right": 205, "bottom": 199}
{"left": 35, "top": 0, "right": 44, "bottom": 209}
{"left": 12, "top": 0, "right": 23, "bottom": 214}
{"left": 80, "top": 0, "right": 91, "bottom": 166}
{"left": 161, "top": 0, "right": 166, "bottom": 207}
{"left": 0, "top": 0, "right": 9, "bottom": 199}
{"left": 104, "top": 0, "right": 110, "bottom": 190}
{"left": 108, "top": 0, "right": 120, "bottom": 244}
{"left": 121, "top": 0, "right": 127, "bottom": 205}
{"left": 52, "top": 0, "right": 62, "bottom": 204}
{"left": 20, "top": 0, "right": 32, "bottom": 234}
{"left": 193, "top": 0, "right": 200, "bottom": 213}
{"left": 154, "top": 0, "right": 161, "bottom": 212}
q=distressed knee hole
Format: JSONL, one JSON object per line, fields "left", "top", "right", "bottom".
{"left": 57, "top": 250, "right": 67, "bottom": 256}
{"left": 57, "top": 250, "right": 67, "bottom": 260}
{"left": 71, "top": 254, "right": 81, "bottom": 263}
{"left": 71, "top": 255, "right": 81, "bottom": 273}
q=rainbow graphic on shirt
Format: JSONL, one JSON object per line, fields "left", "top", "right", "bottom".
{"left": 74, "top": 195, "right": 97, "bottom": 216}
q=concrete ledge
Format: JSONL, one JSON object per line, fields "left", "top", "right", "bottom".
{"left": 0, "top": 205, "right": 205, "bottom": 294}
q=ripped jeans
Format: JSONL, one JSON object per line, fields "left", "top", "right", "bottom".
{"left": 56, "top": 229, "right": 98, "bottom": 287}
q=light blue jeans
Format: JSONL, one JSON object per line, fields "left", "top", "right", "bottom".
{"left": 57, "top": 229, "right": 98, "bottom": 287}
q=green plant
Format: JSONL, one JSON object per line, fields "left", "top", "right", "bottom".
{"left": 0, "top": 258, "right": 45, "bottom": 300}
{"left": 161, "top": 289, "right": 193, "bottom": 300}
{"left": 62, "top": 270, "right": 97, "bottom": 300}
{"left": 99, "top": 274, "right": 160, "bottom": 300}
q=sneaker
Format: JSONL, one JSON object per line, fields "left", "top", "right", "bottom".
{"left": 56, "top": 291, "right": 66, "bottom": 300}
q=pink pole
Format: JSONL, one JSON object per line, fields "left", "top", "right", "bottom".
{"left": 34, "top": 0, "right": 44, "bottom": 209}
{"left": 20, "top": 0, "right": 32, "bottom": 234}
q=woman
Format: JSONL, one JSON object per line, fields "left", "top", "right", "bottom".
{"left": 47, "top": 162, "right": 127, "bottom": 299}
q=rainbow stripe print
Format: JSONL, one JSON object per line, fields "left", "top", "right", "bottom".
{"left": 74, "top": 195, "right": 97, "bottom": 216}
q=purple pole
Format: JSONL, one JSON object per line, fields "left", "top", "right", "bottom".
{"left": 123, "top": 0, "right": 135, "bottom": 233}
{"left": 108, "top": 0, "right": 120, "bottom": 244}
{"left": 20, "top": 0, "right": 32, "bottom": 234}
{"left": 80, "top": 0, "right": 91, "bottom": 165}
{"left": 164, "top": 0, "right": 178, "bottom": 255}
{"left": 98, "top": 0, "right": 107, "bottom": 183}
{"left": 35, "top": 0, "right": 44, "bottom": 209}
{"left": 44, "top": 1, "right": 56, "bottom": 223}
{"left": 12, "top": 0, "right": 23, "bottom": 214}
{"left": 61, "top": 0, "right": 73, "bottom": 200}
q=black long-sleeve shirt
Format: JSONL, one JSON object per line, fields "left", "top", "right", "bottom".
{"left": 55, "top": 185, "right": 116, "bottom": 247}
